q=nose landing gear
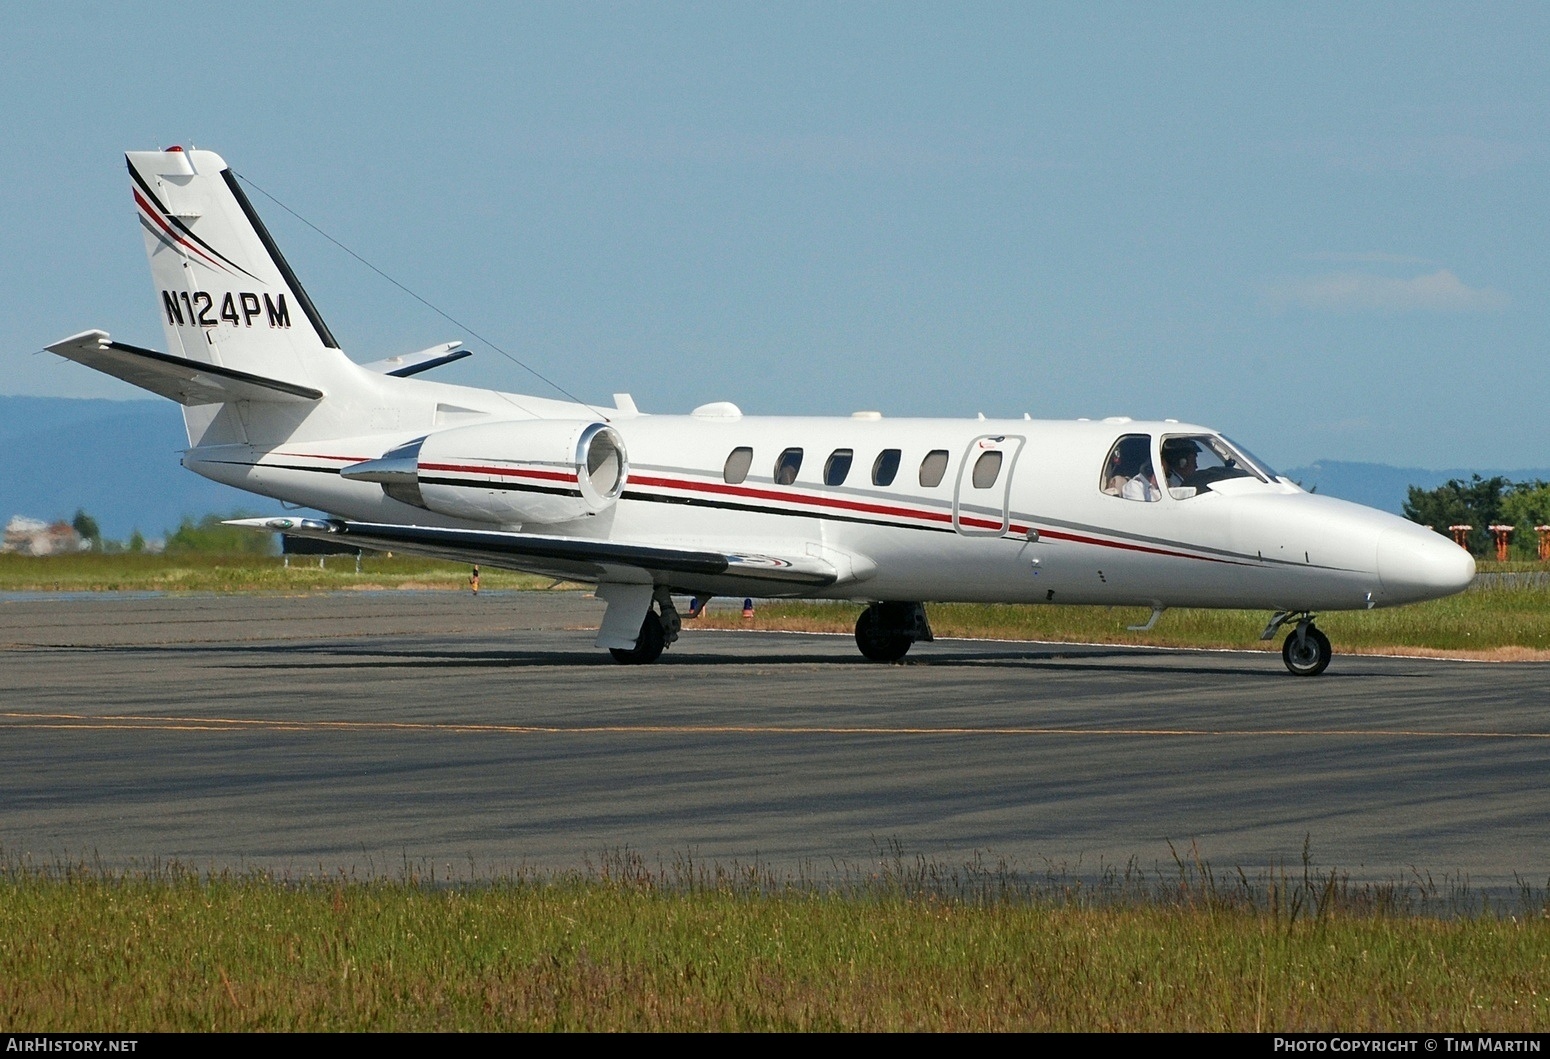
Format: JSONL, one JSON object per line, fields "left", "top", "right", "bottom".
{"left": 1282, "top": 624, "right": 1332, "bottom": 676}
{"left": 1262, "top": 611, "right": 1332, "bottom": 676}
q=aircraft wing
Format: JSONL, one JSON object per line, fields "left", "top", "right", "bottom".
{"left": 45, "top": 330, "right": 322, "bottom": 405}
{"left": 226, "top": 517, "right": 844, "bottom": 589}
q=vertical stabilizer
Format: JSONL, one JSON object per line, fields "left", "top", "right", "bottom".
{"left": 129, "top": 147, "right": 365, "bottom": 446}
{"left": 132, "top": 148, "right": 344, "bottom": 375}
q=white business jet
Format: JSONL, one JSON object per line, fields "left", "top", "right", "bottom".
{"left": 46, "top": 148, "right": 1475, "bottom": 675}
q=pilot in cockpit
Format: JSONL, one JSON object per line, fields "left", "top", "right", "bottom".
{"left": 1162, "top": 437, "right": 1199, "bottom": 489}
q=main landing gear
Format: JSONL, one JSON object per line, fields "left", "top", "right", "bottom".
{"left": 1262, "top": 611, "right": 1332, "bottom": 676}
{"left": 609, "top": 588, "right": 682, "bottom": 665}
{"left": 855, "top": 602, "right": 933, "bottom": 662}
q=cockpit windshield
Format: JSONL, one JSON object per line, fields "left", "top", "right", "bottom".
{"left": 1159, "top": 434, "right": 1273, "bottom": 498}
{"left": 1102, "top": 432, "right": 1277, "bottom": 502}
{"left": 1218, "top": 436, "right": 1279, "bottom": 481}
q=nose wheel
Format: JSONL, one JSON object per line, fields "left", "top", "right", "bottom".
{"left": 1262, "top": 611, "right": 1333, "bottom": 676}
{"left": 1281, "top": 622, "right": 1331, "bottom": 676}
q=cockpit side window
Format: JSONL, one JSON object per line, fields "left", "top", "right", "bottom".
{"left": 1101, "top": 434, "right": 1158, "bottom": 502}
{"left": 1159, "top": 434, "right": 1272, "bottom": 499}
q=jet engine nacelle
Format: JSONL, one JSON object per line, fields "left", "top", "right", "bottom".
{"left": 344, "top": 419, "right": 627, "bottom": 526}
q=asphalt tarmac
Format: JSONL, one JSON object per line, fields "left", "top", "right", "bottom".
{"left": 2, "top": 591, "right": 1547, "bottom": 888}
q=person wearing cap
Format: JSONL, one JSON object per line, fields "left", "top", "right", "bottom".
{"left": 1161, "top": 438, "right": 1199, "bottom": 490}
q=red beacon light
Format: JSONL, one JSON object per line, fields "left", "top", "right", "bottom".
{"left": 164, "top": 145, "right": 184, "bottom": 152}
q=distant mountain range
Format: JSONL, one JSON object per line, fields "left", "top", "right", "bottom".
{"left": 3, "top": 396, "right": 1547, "bottom": 540}
{"left": 1279, "top": 460, "right": 1550, "bottom": 515}
{"left": 1, "top": 397, "right": 257, "bottom": 541}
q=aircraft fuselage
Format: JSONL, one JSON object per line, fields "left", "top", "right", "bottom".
{"left": 183, "top": 390, "right": 1473, "bottom": 614}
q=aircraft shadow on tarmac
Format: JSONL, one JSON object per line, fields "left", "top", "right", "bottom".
{"left": 63, "top": 638, "right": 1385, "bottom": 680}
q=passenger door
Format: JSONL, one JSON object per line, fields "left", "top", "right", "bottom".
{"left": 953, "top": 434, "right": 1024, "bottom": 536}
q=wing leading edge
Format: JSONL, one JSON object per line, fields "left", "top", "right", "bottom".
{"left": 226, "top": 517, "right": 845, "bottom": 590}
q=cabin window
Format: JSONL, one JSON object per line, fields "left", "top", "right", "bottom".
{"left": 919, "top": 449, "right": 949, "bottom": 488}
{"left": 774, "top": 448, "right": 803, "bottom": 485}
{"left": 1101, "top": 433, "right": 1158, "bottom": 502}
{"left": 824, "top": 449, "right": 853, "bottom": 486}
{"left": 723, "top": 447, "right": 753, "bottom": 485}
{"left": 971, "top": 450, "right": 1003, "bottom": 489}
{"left": 872, "top": 449, "right": 901, "bottom": 486}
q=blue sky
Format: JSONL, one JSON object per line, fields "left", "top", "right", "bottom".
{"left": 2, "top": 2, "right": 1544, "bottom": 470}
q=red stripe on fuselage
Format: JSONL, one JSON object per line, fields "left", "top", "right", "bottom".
{"left": 273, "top": 452, "right": 371, "bottom": 463}
{"left": 251, "top": 457, "right": 1239, "bottom": 566}
{"left": 420, "top": 462, "right": 577, "bottom": 484}
{"left": 632, "top": 473, "right": 956, "bottom": 525}
{"left": 629, "top": 474, "right": 1235, "bottom": 562}
{"left": 1038, "top": 528, "right": 1238, "bottom": 564}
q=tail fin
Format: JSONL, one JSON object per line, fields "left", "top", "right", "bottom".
{"left": 128, "top": 147, "right": 377, "bottom": 447}
{"left": 131, "top": 147, "right": 344, "bottom": 379}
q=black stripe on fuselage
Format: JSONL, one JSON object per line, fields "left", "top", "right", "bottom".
{"left": 206, "top": 460, "right": 341, "bottom": 475}
{"left": 419, "top": 476, "right": 582, "bottom": 500}
{"left": 620, "top": 488, "right": 959, "bottom": 535}
{"left": 223, "top": 459, "right": 1343, "bottom": 571}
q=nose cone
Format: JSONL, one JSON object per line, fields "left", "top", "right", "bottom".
{"left": 1377, "top": 525, "right": 1476, "bottom": 603}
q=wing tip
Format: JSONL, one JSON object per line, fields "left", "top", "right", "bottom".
{"left": 223, "top": 517, "right": 340, "bottom": 533}
{"left": 45, "top": 329, "right": 112, "bottom": 356}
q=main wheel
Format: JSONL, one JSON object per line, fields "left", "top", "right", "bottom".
{"left": 1282, "top": 625, "right": 1332, "bottom": 676}
{"left": 855, "top": 606, "right": 911, "bottom": 662}
{"left": 610, "top": 610, "right": 666, "bottom": 665}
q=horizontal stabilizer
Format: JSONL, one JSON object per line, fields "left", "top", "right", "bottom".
{"left": 360, "top": 342, "right": 471, "bottom": 378}
{"left": 226, "top": 517, "right": 841, "bottom": 588}
{"left": 46, "top": 330, "right": 323, "bottom": 406}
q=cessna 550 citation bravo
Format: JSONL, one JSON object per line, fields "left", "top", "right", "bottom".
{"left": 47, "top": 147, "right": 1475, "bottom": 674}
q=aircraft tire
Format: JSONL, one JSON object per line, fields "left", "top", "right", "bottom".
{"left": 610, "top": 610, "right": 666, "bottom": 665}
{"left": 1282, "top": 625, "right": 1332, "bottom": 676}
{"left": 855, "top": 606, "right": 912, "bottom": 662}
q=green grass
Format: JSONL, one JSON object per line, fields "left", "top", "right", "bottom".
{"left": 3, "top": 554, "right": 1546, "bottom": 654}
{"left": 705, "top": 569, "right": 1550, "bottom": 656}
{"left": 0, "top": 553, "right": 570, "bottom": 593}
{"left": 3, "top": 854, "right": 1549, "bottom": 1031}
